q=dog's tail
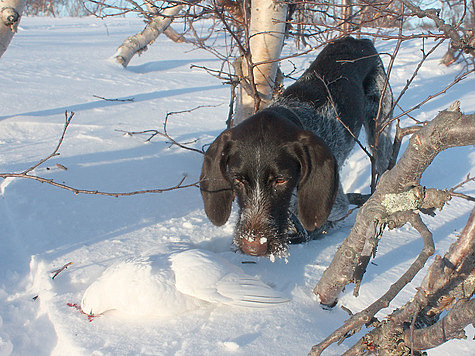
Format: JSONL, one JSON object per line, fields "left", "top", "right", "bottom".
{"left": 363, "top": 56, "right": 394, "bottom": 178}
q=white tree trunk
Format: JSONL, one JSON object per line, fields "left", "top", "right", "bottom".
{"left": 113, "top": 4, "right": 184, "bottom": 67}
{"left": 341, "top": 0, "right": 353, "bottom": 34}
{"left": 234, "top": 0, "right": 288, "bottom": 125}
{"left": 144, "top": 1, "right": 186, "bottom": 43}
{"left": 0, "top": 0, "right": 25, "bottom": 59}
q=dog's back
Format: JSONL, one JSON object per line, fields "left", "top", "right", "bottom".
{"left": 278, "top": 37, "right": 393, "bottom": 175}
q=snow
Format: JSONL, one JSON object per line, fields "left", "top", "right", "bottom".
{"left": 0, "top": 16, "right": 474, "bottom": 356}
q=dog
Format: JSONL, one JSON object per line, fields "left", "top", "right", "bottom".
{"left": 200, "top": 37, "right": 393, "bottom": 257}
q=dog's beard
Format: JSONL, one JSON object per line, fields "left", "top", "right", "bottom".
{"left": 232, "top": 183, "right": 296, "bottom": 258}
{"left": 233, "top": 211, "right": 289, "bottom": 258}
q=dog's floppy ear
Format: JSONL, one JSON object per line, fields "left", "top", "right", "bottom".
{"left": 200, "top": 130, "right": 234, "bottom": 226}
{"left": 294, "top": 131, "right": 338, "bottom": 231}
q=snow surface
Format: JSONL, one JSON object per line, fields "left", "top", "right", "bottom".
{"left": 0, "top": 16, "right": 474, "bottom": 356}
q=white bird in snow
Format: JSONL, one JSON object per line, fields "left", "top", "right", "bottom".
{"left": 81, "top": 249, "right": 289, "bottom": 317}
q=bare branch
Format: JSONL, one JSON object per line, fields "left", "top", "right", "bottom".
{"left": 393, "top": 68, "right": 475, "bottom": 122}
{"left": 404, "top": 298, "right": 475, "bottom": 350}
{"left": 51, "top": 262, "right": 73, "bottom": 280}
{"left": 116, "top": 104, "right": 221, "bottom": 154}
{"left": 0, "top": 111, "right": 200, "bottom": 197}
{"left": 449, "top": 174, "right": 475, "bottom": 202}
{"left": 310, "top": 212, "right": 435, "bottom": 355}
{"left": 0, "top": 172, "right": 199, "bottom": 197}
{"left": 22, "top": 111, "right": 74, "bottom": 175}
{"left": 400, "top": 0, "right": 475, "bottom": 56}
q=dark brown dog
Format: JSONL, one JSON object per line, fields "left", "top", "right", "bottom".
{"left": 200, "top": 37, "right": 393, "bottom": 257}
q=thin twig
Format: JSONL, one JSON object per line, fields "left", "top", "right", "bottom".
{"left": 117, "top": 104, "right": 221, "bottom": 154}
{"left": 316, "top": 73, "right": 372, "bottom": 160}
{"left": 449, "top": 173, "right": 475, "bottom": 202}
{"left": 23, "top": 111, "right": 74, "bottom": 175}
{"left": 51, "top": 262, "right": 73, "bottom": 280}
{"left": 1, "top": 172, "right": 200, "bottom": 196}
{"left": 93, "top": 95, "right": 135, "bottom": 102}
{"left": 393, "top": 68, "right": 475, "bottom": 122}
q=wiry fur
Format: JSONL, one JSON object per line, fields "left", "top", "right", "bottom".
{"left": 200, "top": 37, "right": 394, "bottom": 257}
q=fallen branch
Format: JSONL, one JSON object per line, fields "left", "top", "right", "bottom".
{"left": 310, "top": 212, "right": 436, "bottom": 354}
{"left": 314, "top": 102, "right": 474, "bottom": 307}
{"left": 310, "top": 102, "right": 475, "bottom": 354}
{"left": 345, "top": 207, "right": 475, "bottom": 354}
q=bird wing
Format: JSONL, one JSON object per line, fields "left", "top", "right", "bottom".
{"left": 171, "top": 249, "right": 290, "bottom": 307}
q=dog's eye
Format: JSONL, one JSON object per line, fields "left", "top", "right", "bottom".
{"left": 274, "top": 178, "right": 287, "bottom": 186}
{"left": 234, "top": 177, "right": 245, "bottom": 186}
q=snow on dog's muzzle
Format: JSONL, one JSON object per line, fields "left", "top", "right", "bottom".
{"left": 240, "top": 235, "right": 268, "bottom": 256}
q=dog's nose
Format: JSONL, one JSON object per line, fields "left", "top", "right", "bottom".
{"left": 240, "top": 236, "right": 268, "bottom": 256}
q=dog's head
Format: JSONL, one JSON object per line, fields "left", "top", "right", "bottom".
{"left": 200, "top": 110, "right": 338, "bottom": 257}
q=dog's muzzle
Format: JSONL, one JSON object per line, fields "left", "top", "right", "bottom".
{"left": 240, "top": 235, "right": 269, "bottom": 256}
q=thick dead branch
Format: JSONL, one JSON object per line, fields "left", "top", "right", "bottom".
{"left": 312, "top": 205, "right": 475, "bottom": 356}
{"left": 310, "top": 105, "right": 474, "bottom": 355}
{"left": 404, "top": 298, "right": 475, "bottom": 351}
{"left": 314, "top": 106, "right": 475, "bottom": 307}
{"left": 310, "top": 212, "right": 435, "bottom": 355}
{"left": 345, "top": 207, "right": 475, "bottom": 355}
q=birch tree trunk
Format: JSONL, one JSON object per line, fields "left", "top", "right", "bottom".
{"left": 0, "top": 0, "right": 25, "bottom": 59}
{"left": 113, "top": 3, "right": 184, "bottom": 67}
{"left": 144, "top": 1, "right": 186, "bottom": 43}
{"left": 233, "top": 0, "right": 288, "bottom": 125}
{"left": 341, "top": 0, "right": 353, "bottom": 34}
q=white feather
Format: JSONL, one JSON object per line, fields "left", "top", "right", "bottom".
{"left": 171, "top": 249, "right": 290, "bottom": 307}
{"left": 81, "top": 249, "right": 289, "bottom": 317}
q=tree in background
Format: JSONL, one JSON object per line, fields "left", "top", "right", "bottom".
{"left": 78, "top": 0, "right": 473, "bottom": 123}
{"left": 0, "top": 0, "right": 25, "bottom": 58}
